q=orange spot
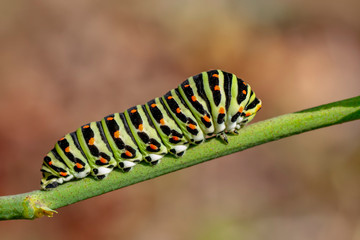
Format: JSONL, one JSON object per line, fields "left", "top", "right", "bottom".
{"left": 131, "top": 109, "right": 137, "bottom": 113}
{"left": 191, "top": 95, "right": 197, "bottom": 102}
{"left": 48, "top": 161, "right": 52, "bottom": 165}
{"left": 65, "top": 146, "right": 70, "bottom": 153}
{"left": 99, "top": 157, "right": 108, "bottom": 164}
{"left": 151, "top": 103, "right": 157, "bottom": 108}
{"left": 243, "top": 81, "right": 247, "bottom": 86}
{"left": 60, "top": 172, "right": 67, "bottom": 177}
{"left": 83, "top": 125, "right": 90, "bottom": 129}
{"left": 138, "top": 124, "right": 143, "bottom": 132}
{"left": 107, "top": 117, "right": 114, "bottom": 121}
{"left": 75, "top": 163, "right": 83, "bottom": 169}
{"left": 167, "top": 96, "right": 173, "bottom": 100}
{"left": 188, "top": 123, "right": 196, "bottom": 130}
{"left": 88, "top": 137, "right": 95, "bottom": 145}
{"left": 238, "top": 106, "right": 244, "bottom": 112}
{"left": 149, "top": 144, "right": 158, "bottom": 150}
{"left": 203, "top": 115, "right": 211, "bottom": 122}
{"left": 212, "top": 74, "right": 219, "bottom": 78}
{"left": 242, "top": 90, "right": 246, "bottom": 95}
{"left": 245, "top": 112, "right": 251, "bottom": 117}
{"left": 59, "top": 137, "right": 65, "bottom": 141}
{"left": 172, "top": 136, "right": 179, "bottom": 141}
{"left": 176, "top": 108, "right": 181, "bottom": 114}
{"left": 214, "top": 85, "right": 220, "bottom": 91}
{"left": 160, "top": 119, "right": 165, "bottom": 125}
{"left": 184, "top": 84, "right": 190, "bottom": 88}
{"left": 219, "top": 107, "right": 225, "bottom": 114}
{"left": 114, "top": 130, "right": 120, "bottom": 138}
{"left": 125, "top": 151, "right": 132, "bottom": 157}
{"left": 257, "top": 104, "right": 262, "bottom": 111}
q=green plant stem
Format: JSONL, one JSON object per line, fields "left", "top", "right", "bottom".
{"left": 1, "top": 96, "right": 359, "bottom": 220}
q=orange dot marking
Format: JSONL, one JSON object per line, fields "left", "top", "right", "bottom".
{"left": 191, "top": 95, "right": 197, "bottom": 102}
{"left": 88, "top": 137, "right": 95, "bottom": 145}
{"left": 160, "top": 119, "right": 165, "bottom": 125}
{"left": 99, "top": 157, "right": 107, "bottom": 164}
{"left": 48, "top": 161, "right": 52, "bottom": 165}
{"left": 151, "top": 103, "right": 157, "bottom": 108}
{"left": 219, "top": 107, "right": 225, "bottom": 114}
{"left": 172, "top": 136, "right": 179, "bottom": 141}
{"left": 188, "top": 123, "right": 196, "bottom": 130}
{"left": 83, "top": 125, "right": 90, "bottom": 129}
{"left": 125, "top": 151, "right": 132, "bottom": 157}
{"left": 242, "top": 90, "right": 247, "bottom": 95}
{"left": 214, "top": 85, "right": 220, "bottom": 91}
{"left": 184, "top": 84, "right": 190, "bottom": 88}
{"left": 238, "top": 106, "right": 244, "bottom": 112}
{"left": 176, "top": 108, "right": 181, "bottom": 114}
{"left": 212, "top": 74, "right": 219, "bottom": 78}
{"left": 167, "top": 96, "right": 173, "bottom": 100}
{"left": 60, "top": 172, "right": 67, "bottom": 177}
{"left": 131, "top": 109, "right": 137, "bottom": 113}
{"left": 245, "top": 112, "right": 251, "bottom": 117}
{"left": 59, "top": 137, "right": 65, "bottom": 141}
{"left": 75, "top": 163, "right": 83, "bottom": 169}
{"left": 65, "top": 146, "right": 70, "bottom": 153}
{"left": 138, "top": 124, "right": 143, "bottom": 132}
{"left": 243, "top": 81, "right": 247, "bottom": 86}
{"left": 114, "top": 130, "right": 120, "bottom": 138}
{"left": 203, "top": 115, "right": 211, "bottom": 123}
{"left": 107, "top": 117, "right": 114, "bottom": 121}
{"left": 149, "top": 144, "right": 158, "bottom": 150}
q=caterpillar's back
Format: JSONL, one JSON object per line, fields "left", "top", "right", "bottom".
{"left": 40, "top": 70, "right": 262, "bottom": 190}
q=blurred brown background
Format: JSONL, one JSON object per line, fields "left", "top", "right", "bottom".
{"left": 0, "top": 0, "right": 359, "bottom": 239}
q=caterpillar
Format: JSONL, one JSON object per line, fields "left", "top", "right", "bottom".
{"left": 40, "top": 70, "right": 262, "bottom": 190}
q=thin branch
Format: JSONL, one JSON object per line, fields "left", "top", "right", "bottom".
{"left": 0, "top": 95, "right": 359, "bottom": 220}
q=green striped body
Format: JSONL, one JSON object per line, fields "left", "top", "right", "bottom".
{"left": 41, "top": 70, "right": 262, "bottom": 190}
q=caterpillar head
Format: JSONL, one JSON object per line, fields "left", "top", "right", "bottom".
{"left": 240, "top": 94, "right": 262, "bottom": 126}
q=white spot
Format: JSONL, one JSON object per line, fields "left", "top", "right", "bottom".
{"left": 122, "top": 160, "right": 137, "bottom": 168}
{"left": 149, "top": 154, "right": 163, "bottom": 161}
{"left": 174, "top": 145, "right": 187, "bottom": 153}
{"left": 205, "top": 126, "right": 215, "bottom": 134}
{"left": 193, "top": 134, "right": 204, "bottom": 142}
{"left": 235, "top": 124, "right": 241, "bottom": 130}
{"left": 216, "top": 123, "right": 226, "bottom": 133}
{"left": 236, "top": 117, "right": 244, "bottom": 124}
{"left": 226, "top": 121, "right": 236, "bottom": 131}
{"left": 63, "top": 175, "right": 74, "bottom": 182}
{"left": 75, "top": 170, "right": 90, "bottom": 179}
{"left": 97, "top": 167, "right": 113, "bottom": 175}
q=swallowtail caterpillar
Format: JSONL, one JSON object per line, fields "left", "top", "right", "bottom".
{"left": 40, "top": 70, "right": 262, "bottom": 190}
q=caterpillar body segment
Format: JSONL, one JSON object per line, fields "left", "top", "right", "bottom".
{"left": 125, "top": 105, "right": 168, "bottom": 164}
{"left": 178, "top": 76, "right": 215, "bottom": 136}
{"left": 55, "top": 133, "right": 91, "bottom": 179}
{"left": 40, "top": 70, "right": 262, "bottom": 190}
{"left": 76, "top": 122, "right": 117, "bottom": 179}
{"left": 200, "top": 70, "right": 228, "bottom": 134}
{"left": 41, "top": 151, "right": 74, "bottom": 189}
{"left": 101, "top": 113, "right": 142, "bottom": 170}
{"left": 145, "top": 98, "right": 189, "bottom": 157}
{"left": 162, "top": 90, "right": 205, "bottom": 145}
